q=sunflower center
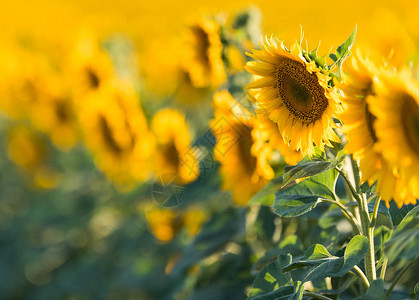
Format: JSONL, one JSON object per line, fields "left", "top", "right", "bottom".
{"left": 276, "top": 59, "right": 329, "bottom": 124}
{"left": 364, "top": 102, "right": 377, "bottom": 143}
{"left": 401, "top": 95, "right": 419, "bottom": 157}
{"left": 162, "top": 141, "right": 181, "bottom": 172}
{"left": 192, "top": 26, "right": 210, "bottom": 68}
{"left": 99, "top": 116, "right": 123, "bottom": 155}
{"left": 236, "top": 124, "right": 257, "bottom": 175}
{"left": 54, "top": 99, "right": 72, "bottom": 122}
{"left": 86, "top": 67, "right": 100, "bottom": 89}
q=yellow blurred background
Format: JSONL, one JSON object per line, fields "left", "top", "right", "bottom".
{"left": 2, "top": 0, "right": 418, "bottom": 61}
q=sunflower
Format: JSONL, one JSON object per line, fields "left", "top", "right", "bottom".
{"left": 211, "top": 90, "right": 271, "bottom": 205}
{"left": 338, "top": 54, "right": 417, "bottom": 206}
{"left": 368, "top": 67, "right": 419, "bottom": 206}
{"left": 67, "top": 31, "right": 115, "bottom": 102}
{"left": 245, "top": 36, "right": 342, "bottom": 157}
{"left": 31, "top": 74, "right": 79, "bottom": 150}
{"left": 7, "top": 125, "right": 60, "bottom": 189}
{"left": 151, "top": 109, "right": 199, "bottom": 185}
{"left": 339, "top": 54, "right": 381, "bottom": 181}
{"left": 183, "top": 16, "right": 226, "bottom": 88}
{"left": 143, "top": 204, "right": 179, "bottom": 243}
{"left": 0, "top": 44, "right": 51, "bottom": 120}
{"left": 78, "top": 81, "right": 154, "bottom": 188}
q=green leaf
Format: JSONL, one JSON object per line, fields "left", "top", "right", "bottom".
{"left": 283, "top": 235, "right": 368, "bottom": 283}
{"left": 273, "top": 178, "right": 335, "bottom": 218}
{"left": 388, "top": 202, "right": 415, "bottom": 226}
{"left": 283, "top": 244, "right": 334, "bottom": 272}
{"left": 282, "top": 155, "right": 345, "bottom": 187}
{"left": 247, "top": 254, "right": 293, "bottom": 298}
{"left": 329, "top": 26, "right": 357, "bottom": 68}
{"left": 355, "top": 279, "right": 386, "bottom": 300}
{"left": 414, "top": 282, "right": 419, "bottom": 298}
{"left": 250, "top": 164, "right": 339, "bottom": 207}
{"left": 247, "top": 286, "right": 295, "bottom": 300}
{"left": 291, "top": 281, "right": 304, "bottom": 300}
{"left": 385, "top": 205, "right": 419, "bottom": 261}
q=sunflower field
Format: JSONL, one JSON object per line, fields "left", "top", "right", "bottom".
{"left": 1, "top": 1, "right": 419, "bottom": 299}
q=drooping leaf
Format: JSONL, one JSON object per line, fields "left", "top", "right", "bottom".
{"left": 247, "top": 286, "right": 295, "bottom": 300}
{"left": 282, "top": 154, "right": 345, "bottom": 187}
{"left": 385, "top": 205, "right": 419, "bottom": 261}
{"left": 283, "top": 235, "right": 368, "bottom": 283}
{"left": 283, "top": 244, "right": 334, "bottom": 272}
{"left": 273, "top": 178, "right": 335, "bottom": 218}
{"left": 388, "top": 202, "right": 416, "bottom": 226}
{"left": 247, "top": 254, "right": 293, "bottom": 298}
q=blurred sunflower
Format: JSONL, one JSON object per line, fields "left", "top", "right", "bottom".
{"left": 143, "top": 204, "right": 206, "bottom": 244}
{"left": 369, "top": 68, "right": 419, "bottom": 206}
{"left": 339, "top": 54, "right": 417, "bottom": 206}
{"left": 143, "top": 205, "right": 179, "bottom": 243}
{"left": 0, "top": 44, "right": 51, "bottom": 120}
{"left": 151, "top": 109, "right": 199, "bottom": 185}
{"left": 339, "top": 54, "right": 381, "bottom": 181}
{"left": 7, "top": 125, "right": 59, "bottom": 189}
{"left": 68, "top": 32, "right": 115, "bottom": 102}
{"left": 245, "top": 36, "right": 342, "bottom": 157}
{"left": 211, "top": 90, "right": 271, "bottom": 205}
{"left": 79, "top": 81, "right": 154, "bottom": 188}
{"left": 184, "top": 16, "right": 226, "bottom": 88}
{"left": 31, "top": 74, "right": 78, "bottom": 150}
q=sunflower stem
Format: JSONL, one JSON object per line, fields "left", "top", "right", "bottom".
{"left": 321, "top": 198, "right": 361, "bottom": 234}
{"left": 353, "top": 265, "right": 370, "bottom": 288}
{"left": 359, "top": 194, "right": 376, "bottom": 283}
{"left": 380, "top": 257, "right": 388, "bottom": 280}
{"left": 340, "top": 156, "right": 376, "bottom": 283}
{"left": 370, "top": 196, "right": 381, "bottom": 228}
{"left": 336, "top": 167, "right": 362, "bottom": 205}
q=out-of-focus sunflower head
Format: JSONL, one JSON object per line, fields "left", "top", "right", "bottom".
{"left": 339, "top": 52, "right": 418, "bottom": 207}
{"left": 0, "top": 44, "right": 52, "bottom": 120}
{"left": 67, "top": 31, "right": 116, "bottom": 102}
{"left": 143, "top": 203, "right": 180, "bottom": 244}
{"left": 30, "top": 73, "right": 79, "bottom": 150}
{"left": 151, "top": 108, "right": 199, "bottom": 185}
{"left": 358, "top": 8, "right": 417, "bottom": 67}
{"left": 79, "top": 80, "right": 154, "bottom": 189}
{"left": 181, "top": 207, "right": 207, "bottom": 237}
{"left": 183, "top": 15, "right": 226, "bottom": 89}
{"left": 7, "top": 125, "right": 46, "bottom": 171}
{"left": 211, "top": 90, "right": 270, "bottom": 205}
{"left": 368, "top": 67, "right": 419, "bottom": 206}
{"left": 225, "top": 44, "right": 246, "bottom": 74}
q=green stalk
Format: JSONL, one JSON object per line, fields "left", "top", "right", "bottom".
{"left": 380, "top": 257, "right": 388, "bottom": 280}
{"left": 353, "top": 265, "right": 370, "bottom": 288}
{"left": 360, "top": 194, "right": 376, "bottom": 282}
{"left": 340, "top": 156, "right": 377, "bottom": 283}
